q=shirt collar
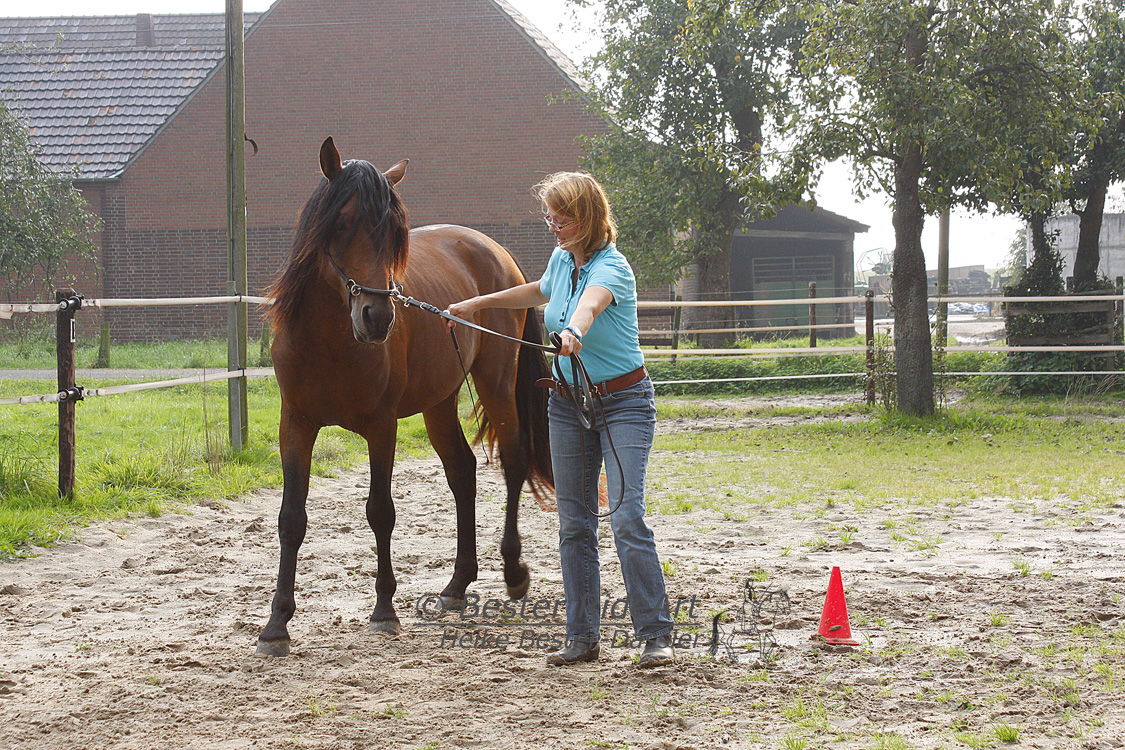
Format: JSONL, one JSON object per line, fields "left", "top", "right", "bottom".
{"left": 563, "top": 242, "right": 613, "bottom": 272}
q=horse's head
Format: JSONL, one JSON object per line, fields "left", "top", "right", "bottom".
{"left": 316, "top": 136, "right": 410, "bottom": 344}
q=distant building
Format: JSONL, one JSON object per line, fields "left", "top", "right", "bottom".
{"left": 864, "top": 265, "right": 995, "bottom": 318}
{"left": 1041, "top": 213, "right": 1125, "bottom": 286}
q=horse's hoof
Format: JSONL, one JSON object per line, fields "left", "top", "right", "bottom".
{"left": 506, "top": 575, "right": 530, "bottom": 601}
{"left": 256, "top": 639, "right": 290, "bottom": 657}
{"left": 368, "top": 619, "right": 401, "bottom": 635}
{"left": 439, "top": 595, "right": 465, "bottom": 612}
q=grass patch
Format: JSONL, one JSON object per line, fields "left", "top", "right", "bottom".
{"left": 0, "top": 377, "right": 443, "bottom": 559}
{"left": 6, "top": 351, "right": 1125, "bottom": 562}
{"left": 0, "top": 336, "right": 231, "bottom": 371}
{"left": 652, "top": 402, "right": 1125, "bottom": 512}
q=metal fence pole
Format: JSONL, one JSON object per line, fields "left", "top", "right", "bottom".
{"left": 226, "top": 0, "right": 249, "bottom": 451}
{"left": 671, "top": 294, "right": 682, "bottom": 364}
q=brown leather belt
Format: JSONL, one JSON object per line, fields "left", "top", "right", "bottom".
{"left": 535, "top": 365, "right": 648, "bottom": 397}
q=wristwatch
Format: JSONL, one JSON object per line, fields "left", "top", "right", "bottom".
{"left": 564, "top": 325, "right": 583, "bottom": 340}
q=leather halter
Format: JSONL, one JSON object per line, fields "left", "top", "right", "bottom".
{"left": 325, "top": 251, "right": 402, "bottom": 298}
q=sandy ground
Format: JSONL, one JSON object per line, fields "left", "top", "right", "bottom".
{"left": 1, "top": 396, "right": 1124, "bottom": 750}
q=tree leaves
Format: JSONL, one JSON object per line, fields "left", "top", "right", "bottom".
{"left": 0, "top": 102, "right": 99, "bottom": 299}
{"left": 574, "top": 0, "right": 811, "bottom": 288}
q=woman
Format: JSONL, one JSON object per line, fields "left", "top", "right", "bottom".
{"left": 446, "top": 171, "right": 674, "bottom": 668}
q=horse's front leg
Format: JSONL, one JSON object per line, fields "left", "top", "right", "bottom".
{"left": 257, "top": 412, "right": 319, "bottom": 656}
{"left": 365, "top": 421, "right": 402, "bottom": 634}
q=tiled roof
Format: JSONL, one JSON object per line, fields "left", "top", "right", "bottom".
{"left": 0, "top": 14, "right": 261, "bottom": 180}
{"left": 0, "top": 14, "right": 252, "bottom": 50}
{"left": 744, "top": 204, "right": 870, "bottom": 235}
{"left": 490, "top": 0, "right": 587, "bottom": 92}
{"left": 1, "top": 6, "right": 583, "bottom": 181}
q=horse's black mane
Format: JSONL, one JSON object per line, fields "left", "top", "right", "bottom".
{"left": 267, "top": 159, "right": 409, "bottom": 328}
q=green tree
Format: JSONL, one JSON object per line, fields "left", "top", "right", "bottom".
{"left": 574, "top": 0, "right": 810, "bottom": 347}
{"left": 798, "top": 0, "right": 1077, "bottom": 415}
{"left": 0, "top": 101, "right": 99, "bottom": 302}
{"left": 1067, "top": 0, "right": 1125, "bottom": 290}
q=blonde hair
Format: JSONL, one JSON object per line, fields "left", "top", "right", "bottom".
{"left": 534, "top": 171, "right": 617, "bottom": 259}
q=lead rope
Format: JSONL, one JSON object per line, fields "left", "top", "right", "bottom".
{"left": 448, "top": 327, "right": 489, "bottom": 465}
{"left": 550, "top": 332, "right": 626, "bottom": 519}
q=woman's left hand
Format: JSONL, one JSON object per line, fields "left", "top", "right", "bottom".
{"left": 558, "top": 329, "right": 582, "bottom": 356}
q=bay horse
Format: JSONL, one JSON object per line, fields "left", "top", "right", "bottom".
{"left": 256, "top": 137, "right": 553, "bottom": 657}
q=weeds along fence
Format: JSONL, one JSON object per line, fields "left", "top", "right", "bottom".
{"left": 635, "top": 289, "right": 1125, "bottom": 393}
{"left": 3, "top": 287, "right": 1124, "bottom": 497}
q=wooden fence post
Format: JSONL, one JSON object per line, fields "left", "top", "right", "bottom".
{"left": 808, "top": 281, "right": 817, "bottom": 348}
{"left": 1117, "top": 277, "right": 1123, "bottom": 337}
{"left": 1117, "top": 277, "right": 1124, "bottom": 368}
{"left": 671, "top": 295, "right": 682, "bottom": 364}
{"left": 865, "top": 289, "right": 875, "bottom": 405}
{"left": 55, "top": 290, "right": 81, "bottom": 498}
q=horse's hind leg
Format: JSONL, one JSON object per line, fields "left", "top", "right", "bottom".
{"left": 422, "top": 391, "right": 479, "bottom": 609}
{"left": 496, "top": 435, "right": 531, "bottom": 600}
{"left": 364, "top": 418, "right": 402, "bottom": 634}
{"left": 472, "top": 371, "right": 532, "bottom": 601}
{"left": 258, "top": 412, "right": 319, "bottom": 657}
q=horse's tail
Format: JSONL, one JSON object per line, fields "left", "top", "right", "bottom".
{"left": 473, "top": 306, "right": 555, "bottom": 509}
{"left": 514, "top": 307, "right": 555, "bottom": 508}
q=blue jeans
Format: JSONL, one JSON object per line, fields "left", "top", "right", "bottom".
{"left": 548, "top": 377, "right": 674, "bottom": 644}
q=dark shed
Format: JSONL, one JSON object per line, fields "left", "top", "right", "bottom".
{"left": 732, "top": 204, "right": 868, "bottom": 339}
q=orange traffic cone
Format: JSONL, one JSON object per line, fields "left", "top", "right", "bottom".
{"left": 810, "top": 566, "right": 860, "bottom": 645}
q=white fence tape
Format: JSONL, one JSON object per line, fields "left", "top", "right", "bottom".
{"left": 1, "top": 295, "right": 273, "bottom": 314}
{"left": 2, "top": 289, "right": 1122, "bottom": 405}
{"left": 4, "top": 291, "right": 1121, "bottom": 313}
{"left": 86, "top": 295, "right": 274, "bottom": 308}
{"left": 653, "top": 372, "right": 864, "bottom": 385}
{"left": 0, "top": 368, "right": 276, "bottom": 406}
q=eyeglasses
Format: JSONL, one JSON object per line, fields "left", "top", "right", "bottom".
{"left": 543, "top": 215, "right": 576, "bottom": 232}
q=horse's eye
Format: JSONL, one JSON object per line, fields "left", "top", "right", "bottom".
{"left": 334, "top": 217, "right": 348, "bottom": 233}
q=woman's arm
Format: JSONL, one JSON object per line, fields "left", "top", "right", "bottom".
{"left": 558, "top": 285, "right": 613, "bottom": 356}
{"left": 445, "top": 280, "right": 548, "bottom": 325}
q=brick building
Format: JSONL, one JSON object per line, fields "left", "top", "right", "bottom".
{"left": 1, "top": 0, "right": 604, "bottom": 339}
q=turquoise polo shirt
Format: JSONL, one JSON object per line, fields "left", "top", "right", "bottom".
{"left": 539, "top": 243, "right": 645, "bottom": 385}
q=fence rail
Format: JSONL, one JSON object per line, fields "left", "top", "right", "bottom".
{"left": 2, "top": 292, "right": 274, "bottom": 496}
{"left": 3, "top": 287, "right": 1123, "bottom": 498}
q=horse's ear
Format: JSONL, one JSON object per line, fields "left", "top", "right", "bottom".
{"left": 320, "top": 137, "right": 342, "bottom": 180}
{"left": 383, "top": 159, "right": 409, "bottom": 187}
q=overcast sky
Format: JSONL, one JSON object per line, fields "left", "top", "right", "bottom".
{"left": 7, "top": 0, "right": 1045, "bottom": 270}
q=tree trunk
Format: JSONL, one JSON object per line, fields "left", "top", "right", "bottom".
{"left": 1022, "top": 211, "right": 1064, "bottom": 295}
{"left": 684, "top": 187, "right": 741, "bottom": 349}
{"left": 891, "top": 141, "right": 934, "bottom": 417}
{"left": 1072, "top": 110, "right": 1125, "bottom": 291}
{"left": 691, "top": 234, "right": 735, "bottom": 350}
{"left": 1029, "top": 212, "right": 1048, "bottom": 263}
{"left": 1072, "top": 175, "right": 1108, "bottom": 291}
